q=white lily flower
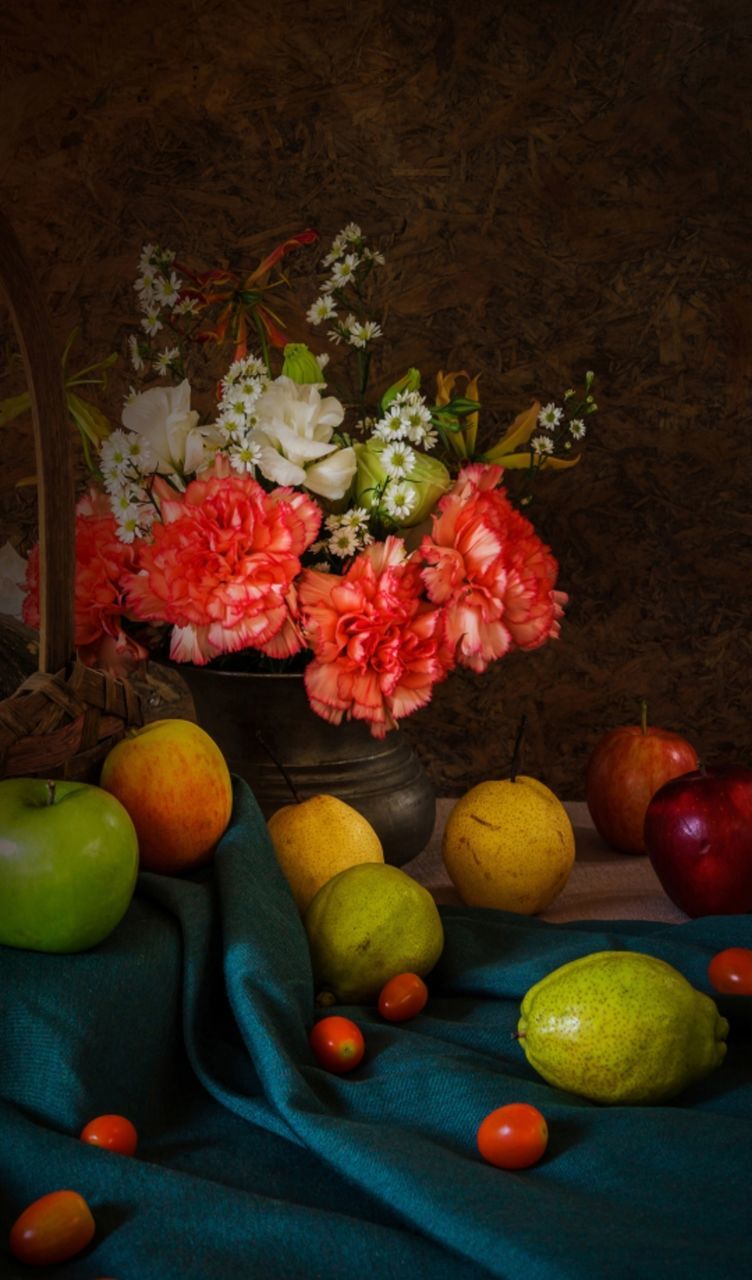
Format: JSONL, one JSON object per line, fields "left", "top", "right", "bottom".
{"left": 121, "top": 379, "right": 208, "bottom": 478}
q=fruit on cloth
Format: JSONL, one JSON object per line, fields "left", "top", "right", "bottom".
{"left": 442, "top": 776, "right": 575, "bottom": 914}
{"left": 80, "top": 1113, "right": 138, "bottom": 1156}
{"left": 0, "top": 777, "right": 138, "bottom": 953}
{"left": 9, "top": 1190, "right": 95, "bottom": 1266}
{"left": 100, "top": 718, "right": 233, "bottom": 874}
{"left": 517, "top": 950, "right": 728, "bottom": 1104}
{"left": 267, "top": 793, "right": 383, "bottom": 912}
{"left": 309, "top": 1015, "right": 366, "bottom": 1073}
{"left": 644, "top": 765, "right": 752, "bottom": 917}
{"left": 585, "top": 701, "right": 698, "bottom": 855}
{"left": 708, "top": 947, "right": 752, "bottom": 996}
{"left": 378, "top": 972, "right": 429, "bottom": 1021}
{"left": 477, "top": 1103, "right": 549, "bottom": 1170}
{"left": 304, "top": 863, "right": 444, "bottom": 1004}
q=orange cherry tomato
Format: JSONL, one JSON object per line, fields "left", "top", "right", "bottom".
{"left": 378, "top": 972, "right": 429, "bottom": 1021}
{"left": 9, "top": 1189, "right": 96, "bottom": 1266}
{"left": 309, "top": 1015, "right": 365, "bottom": 1074}
{"left": 708, "top": 947, "right": 752, "bottom": 995}
{"left": 477, "top": 1103, "right": 549, "bottom": 1170}
{"left": 80, "top": 1113, "right": 139, "bottom": 1156}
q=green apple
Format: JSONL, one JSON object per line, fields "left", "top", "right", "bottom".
{"left": 0, "top": 777, "right": 139, "bottom": 953}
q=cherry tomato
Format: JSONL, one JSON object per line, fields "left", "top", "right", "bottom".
{"left": 477, "top": 1103, "right": 549, "bottom": 1170}
{"left": 80, "top": 1113, "right": 139, "bottom": 1156}
{"left": 309, "top": 1015, "right": 365, "bottom": 1074}
{"left": 708, "top": 947, "right": 752, "bottom": 995}
{"left": 378, "top": 972, "right": 429, "bottom": 1022}
{"left": 9, "top": 1189, "right": 95, "bottom": 1266}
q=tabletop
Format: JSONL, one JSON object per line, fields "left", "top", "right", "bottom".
{"left": 403, "top": 799, "right": 688, "bottom": 924}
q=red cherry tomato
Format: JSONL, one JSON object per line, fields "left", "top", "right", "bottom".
{"left": 708, "top": 947, "right": 752, "bottom": 995}
{"left": 309, "top": 1015, "right": 365, "bottom": 1074}
{"left": 477, "top": 1103, "right": 549, "bottom": 1170}
{"left": 378, "top": 972, "right": 429, "bottom": 1021}
{"left": 80, "top": 1113, "right": 139, "bottom": 1156}
{"left": 9, "top": 1189, "right": 95, "bottom": 1266}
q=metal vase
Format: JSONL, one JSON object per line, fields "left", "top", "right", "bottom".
{"left": 178, "top": 666, "right": 436, "bottom": 868}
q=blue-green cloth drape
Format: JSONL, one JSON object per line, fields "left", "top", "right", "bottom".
{"left": 1, "top": 777, "right": 750, "bottom": 1279}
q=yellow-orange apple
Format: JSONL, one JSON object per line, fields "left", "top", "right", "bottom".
{"left": 100, "top": 718, "right": 233, "bottom": 874}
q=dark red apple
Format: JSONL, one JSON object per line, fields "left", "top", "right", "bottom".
{"left": 585, "top": 702, "right": 699, "bottom": 854}
{"left": 643, "top": 765, "right": 752, "bottom": 917}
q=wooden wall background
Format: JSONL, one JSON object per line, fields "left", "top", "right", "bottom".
{"left": 1, "top": 0, "right": 750, "bottom": 797}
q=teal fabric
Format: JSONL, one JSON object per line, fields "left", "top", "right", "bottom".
{"left": 1, "top": 777, "right": 750, "bottom": 1280}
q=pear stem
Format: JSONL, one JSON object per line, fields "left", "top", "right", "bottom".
{"left": 45, "top": 779, "right": 56, "bottom": 806}
{"left": 640, "top": 698, "right": 648, "bottom": 735}
{"left": 255, "top": 730, "right": 301, "bottom": 804}
{"left": 510, "top": 714, "right": 527, "bottom": 783}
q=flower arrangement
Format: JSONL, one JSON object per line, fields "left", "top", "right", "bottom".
{"left": 20, "top": 224, "right": 596, "bottom": 737}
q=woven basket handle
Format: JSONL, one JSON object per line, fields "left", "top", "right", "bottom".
{"left": 0, "top": 210, "right": 75, "bottom": 673}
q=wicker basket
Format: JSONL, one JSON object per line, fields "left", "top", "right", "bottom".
{"left": 0, "top": 210, "right": 143, "bottom": 781}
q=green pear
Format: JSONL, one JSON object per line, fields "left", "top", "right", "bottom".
{"left": 516, "top": 950, "right": 728, "bottom": 1104}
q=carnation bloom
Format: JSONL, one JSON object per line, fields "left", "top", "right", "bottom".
{"left": 419, "top": 463, "right": 566, "bottom": 672}
{"left": 248, "top": 375, "right": 357, "bottom": 500}
{"left": 22, "top": 489, "right": 148, "bottom": 676}
{"left": 298, "top": 537, "right": 448, "bottom": 737}
{"left": 124, "top": 456, "right": 321, "bottom": 665}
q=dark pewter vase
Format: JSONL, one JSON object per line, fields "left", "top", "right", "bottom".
{"left": 177, "top": 665, "right": 436, "bottom": 868}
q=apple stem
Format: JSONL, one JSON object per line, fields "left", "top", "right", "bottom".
{"left": 45, "top": 779, "right": 56, "bottom": 806}
{"left": 511, "top": 1030, "right": 526, "bottom": 1040}
{"left": 255, "top": 730, "right": 302, "bottom": 804}
{"left": 510, "top": 714, "right": 527, "bottom": 783}
{"left": 640, "top": 699, "right": 648, "bottom": 735}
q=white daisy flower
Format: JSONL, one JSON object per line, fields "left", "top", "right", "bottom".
{"left": 538, "top": 402, "right": 563, "bottom": 429}
{"left": 141, "top": 309, "right": 163, "bottom": 337}
{"left": 154, "top": 270, "right": 183, "bottom": 308}
{"left": 100, "top": 429, "right": 132, "bottom": 471}
{"left": 531, "top": 434, "right": 555, "bottom": 455}
{"left": 326, "top": 326, "right": 346, "bottom": 345}
{"left": 173, "top": 296, "right": 200, "bottom": 317}
{"left": 306, "top": 295, "right": 337, "bottom": 326}
{"left": 361, "top": 247, "right": 386, "bottom": 265}
{"left": 569, "top": 418, "right": 587, "bottom": 439}
{"left": 372, "top": 409, "right": 409, "bottom": 442}
{"left": 153, "top": 346, "right": 180, "bottom": 376}
{"left": 138, "top": 244, "right": 156, "bottom": 271}
{"left": 126, "top": 436, "right": 154, "bottom": 469}
{"left": 116, "top": 511, "right": 142, "bottom": 544}
{"left": 346, "top": 319, "right": 383, "bottom": 348}
{"left": 341, "top": 222, "right": 362, "bottom": 243}
{"left": 383, "top": 483, "right": 417, "bottom": 521}
{"left": 329, "top": 253, "right": 360, "bottom": 287}
{"left": 341, "top": 505, "right": 370, "bottom": 529}
{"left": 127, "top": 334, "right": 145, "bottom": 372}
{"left": 328, "top": 526, "right": 359, "bottom": 557}
{"left": 322, "top": 234, "right": 346, "bottom": 267}
{"left": 381, "top": 442, "right": 416, "bottom": 479}
{"left": 228, "top": 440, "right": 262, "bottom": 474}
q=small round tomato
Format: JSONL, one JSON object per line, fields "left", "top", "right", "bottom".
{"left": 708, "top": 947, "right": 752, "bottom": 995}
{"left": 80, "top": 1113, "right": 138, "bottom": 1156}
{"left": 378, "top": 972, "right": 429, "bottom": 1022}
{"left": 309, "top": 1015, "right": 365, "bottom": 1074}
{"left": 477, "top": 1103, "right": 549, "bottom": 1170}
{"left": 9, "top": 1189, "right": 95, "bottom": 1266}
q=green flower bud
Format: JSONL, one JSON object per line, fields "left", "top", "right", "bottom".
{"left": 282, "top": 343, "right": 325, "bottom": 384}
{"left": 379, "top": 367, "right": 421, "bottom": 413}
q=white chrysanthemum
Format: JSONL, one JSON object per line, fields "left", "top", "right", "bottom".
{"left": 127, "top": 334, "right": 145, "bottom": 372}
{"left": 538, "top": 402, "right": 563, "bottom": 429}
{"left": 383, "top": 483, "right": 417, "bottom": 520}
{"left": 228, "top": 439, "right": 262, "bottom": 475}
{"left": 328, "top": 526, "right": 359, "bottom": 557}
{"left": 140, "top": 309, "right": 163, "bottom": 336}
{"left": 222, "top": 353, "right": 267, "bottom": 387}
{"left": 372, "top": 408, "right": 409, "bottom": 442}
{"left": 346, "top": 319, "right": 383, "bottom": 348}
{"left": 154, "top": 271, "right": 182, "bottom": 308}
{"left": 381, "top": 442, "right": 416, "bottom": 479}
{"left": 340, "top": 505, "right": 370, "bottom": 529}
{"left": 153, "top": 346, "right": 180, "bottom": 376}
{"left": 329, "top": 253, "right": 360, "bottom": 287}
{"left": 100, "top": 428, "right": 133, "bottom": 472}
{"left": 306, "top": 295, "right": 337, "bottom": 326}
{"left": 569, "top": 418, "right": 587, "bottom": 439}
{"left": 248, "top": 375, "right": 356, "bottom": 500}
{"left": 531, "top": 434, "right": 555, "bottom": 455}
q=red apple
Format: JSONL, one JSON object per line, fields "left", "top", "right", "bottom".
{"left": 643, "top": 765, "right": 752, "bottom": 917}
{"left": 585, "top": 702, "right": 699, "bottom": 854}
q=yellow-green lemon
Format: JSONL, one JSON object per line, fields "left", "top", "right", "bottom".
{"left": 442, "top": 776, "right": 575, "bottom": 914}
{"left": 304, "top": 862, "right": 444, "bottom": 1004}
{"left": 267, "top": 794, "right": 383, "bottom": 913}
{"left": 517, "top": 950, "right": 729, "bottom": 1104}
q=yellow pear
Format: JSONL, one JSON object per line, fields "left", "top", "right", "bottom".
{"left": 267, "top": 794, "right": 384, "bottom": 912}
{"left": 442, "top": 775, "right": 575, "bottom": 914}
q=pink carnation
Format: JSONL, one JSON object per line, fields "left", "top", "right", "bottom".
{"left": 419, "top": 462, "right": 567, "bottom": 672}
{"left": 297, "top": 536, "right": 449, "bottom": 737}
{"left": 22, "top": 489, "right": 148, "bottom": 676}
{"left": 125, "top": 456, "right": 321, "bottom": 665}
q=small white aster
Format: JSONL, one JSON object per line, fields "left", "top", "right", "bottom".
{"left": 569, "top": 418, "right": 587, "bottom": 440}
{"left": 381, "top": 442, "right": 416, "bottom": 479}
{"left": 173, "top": 296, "right": 200, "bottom": 317}
{"left": 329, "top": 253, "right": 360, "bottom": 287}
{"left": 328, "top": 527, "right": 359, "bottom": 557}
{"left": 538, "top": 403, "right": 563, "bottom": 429}
{"left": 140, "top": 309, "right": 163, "bottom": 337}
{"left": 372, "top": 410, "right": 409, "bottom": 442}
{"left": 127, "top": 334, "right": 145, "bottom": 372}
{"left": 383, "top": 483, "right": 417, "bottom": 521}
{"left": 341, "top": 222, "right": 362, "bottom": 243}
{"left": 531, "top": 434, "right": 555, "bottom": 455}
{"left": 228, "top": 440, "right": 262, "bottom": 474}
{"left": 306, "top": 295, "right": 337, "bottom": 326}
{"left": 153, "top": 346, "right": 180, "bottom": 376}
{"left": 154, "top": 271, "right": 182, "bottom": 308}
{"left": 346, "top": 319, "right": 383, "bottom": 348}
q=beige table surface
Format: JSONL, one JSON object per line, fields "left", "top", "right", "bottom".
{"left": 403, "top": 799, "right": 688, "bottom": 924}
